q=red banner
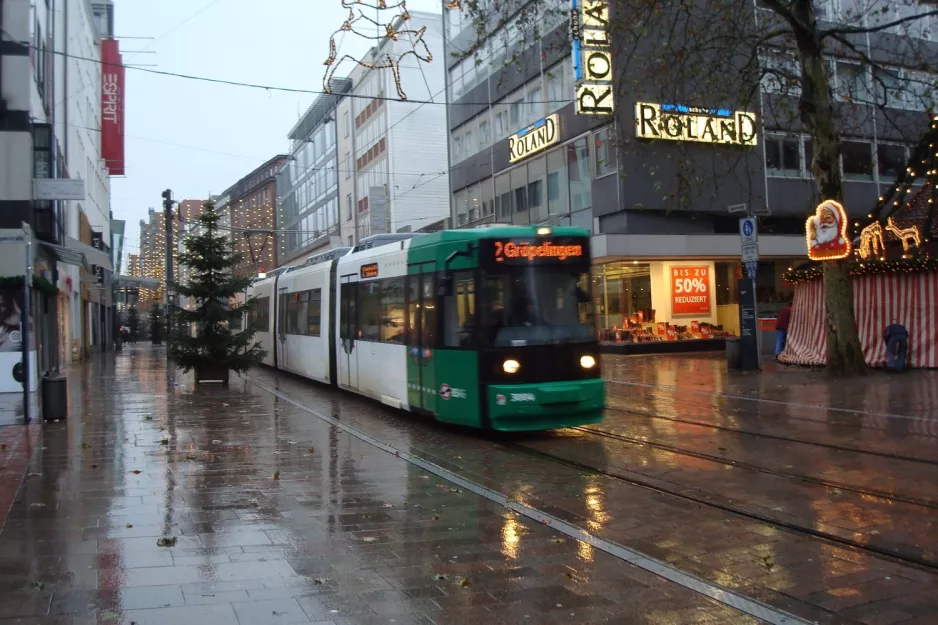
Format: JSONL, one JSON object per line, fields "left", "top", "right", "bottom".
{"left": 101, "top": 39, "right": 125, "bottom": 176}
{"left": 671, "top": 265, "right": 711, "bottom": 316}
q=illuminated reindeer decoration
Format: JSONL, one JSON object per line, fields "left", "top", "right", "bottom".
{"left": 885, "top": 216, "right": 922, "bottom": 256}
{"left": 857, "top": 222, "right": 885, "bottom": 259}
{"left": 323, "top": 0, "right": 432, "bottom": 101}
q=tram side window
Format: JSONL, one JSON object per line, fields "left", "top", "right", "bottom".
{"left": 307, "top": 289, "right": 322, "bottom": 336}
{"left": 251, "top": 296, "right": 270, "bottom": 332}
{"left": 444, "top": 272, "right": 475, "bottom": 347}
{"left": 381, "top": 278, "right": 406, "bottom": 343}
{"left": 359, "top": 281, "right": 381, "bottom": 342}
{"left": 340, "top": 283, "right": 357, "bottom": 340}
{"left": 421, "top": 275, "right": 437, "bottom": 348}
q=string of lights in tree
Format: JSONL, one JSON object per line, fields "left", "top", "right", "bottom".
{"left": 323, "top": 0, "right": 432, "bottom": 101}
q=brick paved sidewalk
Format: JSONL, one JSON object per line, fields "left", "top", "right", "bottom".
{"left": 0, "top": 347, "right": 763, "bottom": 625}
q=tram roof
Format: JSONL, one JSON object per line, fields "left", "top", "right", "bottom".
{"left": 412, "top": 225, "right": 591, "bottom": 245}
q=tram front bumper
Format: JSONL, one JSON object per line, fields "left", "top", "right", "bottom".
{"left": 486, "top": 378, "right": 605, "bottom": 431}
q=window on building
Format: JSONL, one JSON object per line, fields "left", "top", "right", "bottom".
{"left": 511, "top": 166, "right": 529, "bottom": 223}
{"left": 835, "top": 61, "right": 870, "bottom": 103}
{"left": 494, "top": 108, "right": 508, "bottom": 140}
{"left": 527, "top": 156, "right": 547, "bottom": 224}
{"left": 346, "top": 194, "right": 352, "bottom": 220}
{"left": 765, "top": 135, "right": 802, "bottom": 174}
{"left": 509, "top": 97, "right": 524, "bottom": 128}
{"left": 344, "top": 152, "right": 351, "bottom": 179}
{"left": 568, "top": 138, "right": 592, "bottom": 212}
{"left": 760, "top": 51, "right": 801, "bottom": 96}
{"left": 344, "top": 111, "right": 350, "bottom": 137}
{"left": 841, "top": 140, "right": 873, "bottom": 178}
{"left": 455, "top": 189, "right": 469, "bottom": 226}
{"left": 594, "top": 127, "right": 618, "bottom": 178}
{"left": 348, "top": 235, "right": 353, "bottom": 246}
{"left": 464, "top": 129, "right": 475, "bottom": 157}
{"left": 495, "top": 173, "right": 512, "bottom": 220}
{"left": 453, "top": 136, "right": 463, "bottom": 162}
{"left": 480, "top": 178, "right": 494, "bottom": 219}
{"left": 526, "top": 86, "right": 543, "bottom": 124}
{"left": 478, "top": 119, "right": 490, "bottom": 148}
{"left": 547, "top": 149, "right": 569, "bottom": 218}
{"left": 873, "top": 67, "right": 906, "bottom": 109}
{"left": 877, "top": 143, "right": 907, "bottom": 179}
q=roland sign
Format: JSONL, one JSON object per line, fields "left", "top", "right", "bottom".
{"left": 508, "top": 115, "right": 560, "bottom": 163}
{"left": 635, "top": 102, "right": 758, "bottom": 146}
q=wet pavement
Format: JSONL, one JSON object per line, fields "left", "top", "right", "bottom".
{"left": 0, "top": 347, "right": 937, "bottom": 625}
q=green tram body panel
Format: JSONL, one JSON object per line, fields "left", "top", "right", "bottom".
{"left": 398, "top": 225, "right": 605, "bottom": 431}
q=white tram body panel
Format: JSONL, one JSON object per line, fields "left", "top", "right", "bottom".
{"left": 334, "top": 240, "right": 412, "bottom": 410}
{"left": 275, "top": 261, "right": 334, "bottom": 384}
{"left": 247, "top": 276, "right": 277, "bottom": 367}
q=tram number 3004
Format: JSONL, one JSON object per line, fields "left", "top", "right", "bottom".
{"left": 510, "top": 393, "right": 536, "bottom": 403}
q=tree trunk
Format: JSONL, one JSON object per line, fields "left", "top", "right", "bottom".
{"left": 792, "top": 6, "right": 866, "bottom": 375}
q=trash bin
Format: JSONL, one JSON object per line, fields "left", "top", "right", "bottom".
{"left": 41, "top": 373, "right": 68, "bottom": 421}
{"left": 725, "top": 337, "right": 741, "bottom": 369}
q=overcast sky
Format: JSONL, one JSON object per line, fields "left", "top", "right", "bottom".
{"left": 110, "top": 0, "right": 444, "bottom": 267}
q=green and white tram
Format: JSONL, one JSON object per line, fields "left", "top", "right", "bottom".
{"left": 248, "top": 226, "right": 605, "bottom": 431}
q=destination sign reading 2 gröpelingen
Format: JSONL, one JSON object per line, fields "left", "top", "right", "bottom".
{"left": 635, "top": 103, "right": 758, "bottom": 146}
{"left": 508, "top": 115, "right": 561, "bottom": 163}
{"left": 493, "top": 240, "right": 585, "bottom": 263}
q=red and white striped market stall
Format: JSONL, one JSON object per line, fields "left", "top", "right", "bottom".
{"left": 780, "top": 271, "right": 938, "bottom": 368}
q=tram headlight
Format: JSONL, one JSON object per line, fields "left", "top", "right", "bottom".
{"left": 503, "top": 359, "right": 520, "bottom": 374}
{"left": 580, "top": 355, "right": 596, "bottom": 369}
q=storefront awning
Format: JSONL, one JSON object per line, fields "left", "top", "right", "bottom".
{"left": 65, "top": 236, "right": 113, "bottom": 272}
{"left": 39, "top": 241, "right": 88, "bottom": 268}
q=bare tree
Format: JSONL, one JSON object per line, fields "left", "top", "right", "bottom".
{"left": 448, "top": 0, "right": 937, "bottom": 374}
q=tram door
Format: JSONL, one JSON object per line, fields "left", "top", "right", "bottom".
{"left": 277, "top": 289, "right": 288, "bottom": 371}
{"left": 408, "top": 271, "right": 437, "bottom": 414}
{"left": 339, "top": 276, "right": 359, "bottom": 389}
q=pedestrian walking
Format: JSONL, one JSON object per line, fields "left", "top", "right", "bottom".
{"left": 775, "top": 300, "right": 792, "bottom": 359}
{"left": 883, "top": 319, "right": 909, "bottom": 372}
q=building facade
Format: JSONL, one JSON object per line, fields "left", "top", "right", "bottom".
{"left": 444, "top": 0, "right": 936, "bottom": 345}
{"left": 276, "top": 82, "right": 346, "bottom": 265}
{"left": 1, "top": 0, "right": 119, "bottom": 375}
{"left": 225, "top": 156, "right": 288, "bottom": 278}
{"left": 338, "top": 10, "right": 450, "bottom": 245}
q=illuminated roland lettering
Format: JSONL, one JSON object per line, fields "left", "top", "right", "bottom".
{"left": 574, "top": 0, "right": 614, "bottom": 115}
{"left": 493, "top": 240, "right": 585, "bottom": 262}
{"left": 509, "top": 115, "right": 560, "bottom": 163}
{"left": 635, "top": 102, "right": 758, "bottom": 146}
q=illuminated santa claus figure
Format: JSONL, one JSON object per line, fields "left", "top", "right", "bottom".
{"left": 806, "top": 200, "right": 852, "bottom": 260}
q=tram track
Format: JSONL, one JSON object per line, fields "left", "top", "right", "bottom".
{"left": 501, "top": 436, "right": 938, "bottom": 574}
{"left": 573, "top": 425, "right": 938, "bottom": 510}
{"left": 605, "top": 388, "right": 938, "bottom": 466}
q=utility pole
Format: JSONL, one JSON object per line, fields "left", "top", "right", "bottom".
{"left": 161, "top": 189, "right": 175, "bottom": 337}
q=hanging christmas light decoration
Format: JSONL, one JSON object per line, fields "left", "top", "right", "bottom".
{"left": 323, "top": 0, "right": 432, "bottom": 101}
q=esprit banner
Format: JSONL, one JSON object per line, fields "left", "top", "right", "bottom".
{"left": 101, "top": 39, "right": 125, "bottom": 176}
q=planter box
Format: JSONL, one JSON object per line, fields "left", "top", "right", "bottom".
{"left": 195, "top": 364, "right": 230, "bottom": 385}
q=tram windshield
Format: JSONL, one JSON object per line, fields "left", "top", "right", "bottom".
{"left": 483, "top": 266, "right": 594, "bottom": 346}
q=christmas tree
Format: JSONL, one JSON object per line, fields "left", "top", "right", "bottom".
{"left": 168, "top": 201, "right": 265, "bottom": 378}
{"left": 148, "top": 303, "right": 165, "bottom": 345}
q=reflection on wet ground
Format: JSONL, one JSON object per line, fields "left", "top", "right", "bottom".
{"left": 0, "top": 347, "right": 767, "bottom": 625}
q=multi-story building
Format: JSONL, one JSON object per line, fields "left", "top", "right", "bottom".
{"left": 444, "top": 0, "right": 936, "bottom": 346}
{"left": 225, "top": 157, "right": 287, "bottom": 278}
{"left": 277, "top": 81, "right": 347, "bottom": 264}
{"left": 1, "top": 0, "right": 120, "bottom": 373}
{"left": 337, "top": 10, "right": 450, "bottom": 245}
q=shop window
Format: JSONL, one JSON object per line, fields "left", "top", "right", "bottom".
{"left": 877, "top": 143, "right": 907, "bottom": 179}
{"left": 455, "top": 190, "right": 469, "bottom": 226}
{"left": 842, "top": 140, "right": 873, "bottom": 179}
{"left": 765, "top": 135, "right": 801, "bottom": 175}
{"left": 594, "top": 127, "right": 618, "bottom": 178}
{"left": 567, "top": 138, "right": 592, "bottom": 212}
{"left": 547, "top": 149, "right": 569, "bottom": 217}
{"left": 595, "top": 263, "right": 653, "bottom": 340}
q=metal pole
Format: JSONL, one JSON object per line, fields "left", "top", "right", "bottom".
{"left": 163, "top": 190, "right": 174, "bottom": 338}
{"left": 22, "top": 232, "right": 32, "bottom": 424}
